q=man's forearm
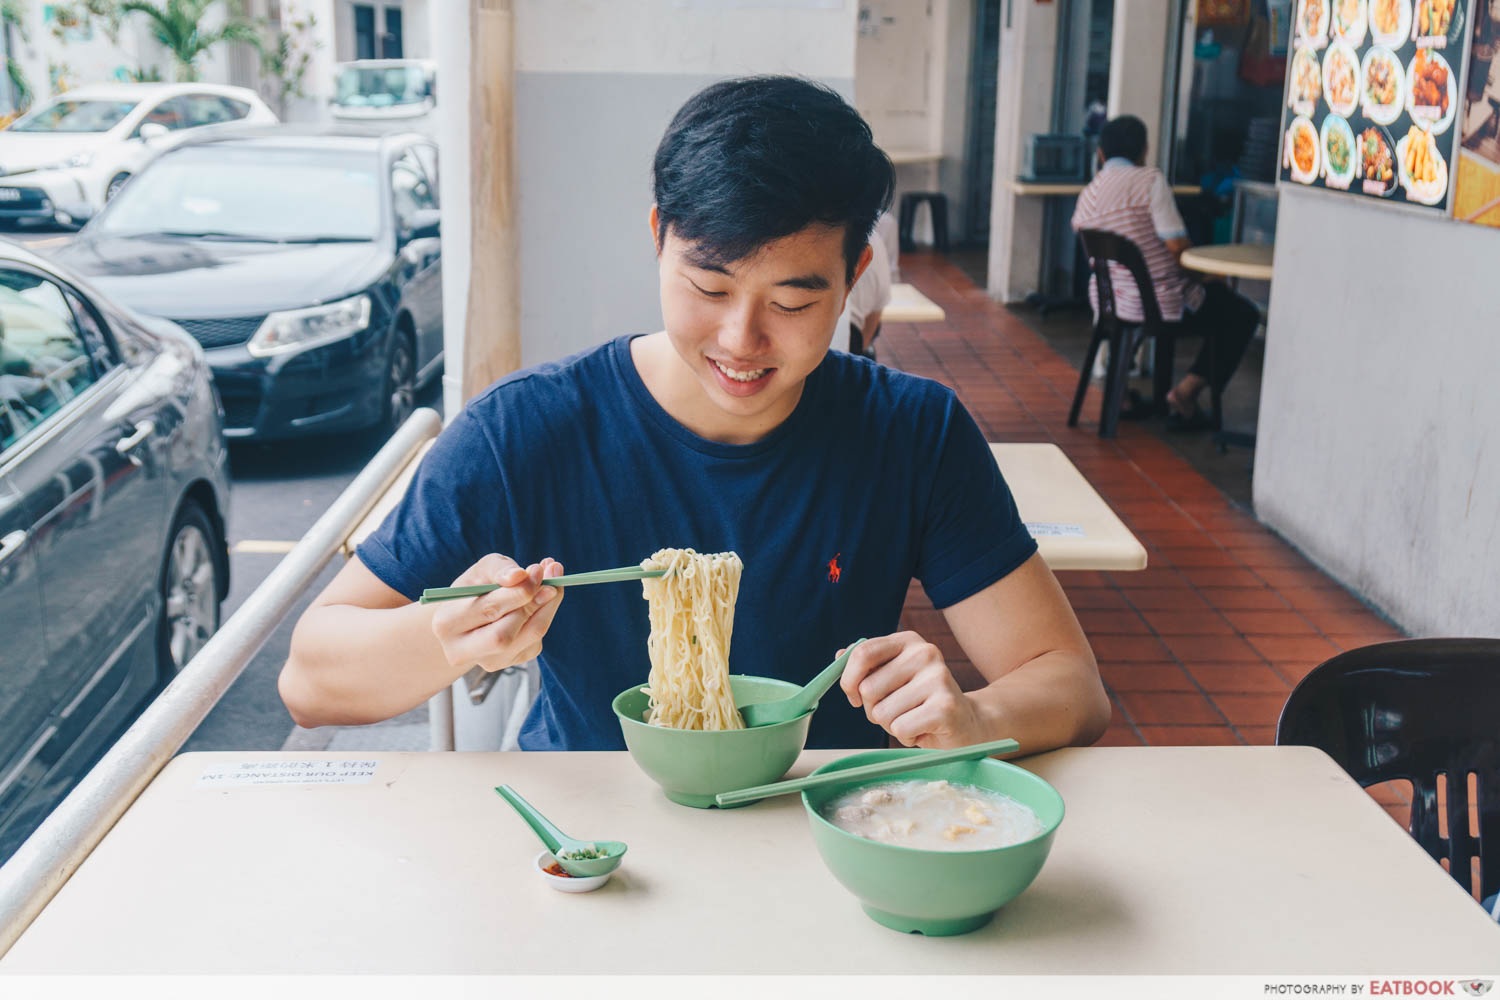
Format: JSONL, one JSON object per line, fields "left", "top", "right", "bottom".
{"left": 280, "top": 602, "right": 466, "bottom": 728}
{"left": 965, "top": 651, "right": 1111, "bottom": 753}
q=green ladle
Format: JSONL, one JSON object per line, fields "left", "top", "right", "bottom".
{"left": 494, "top": 785, "right": 628, "bottom": 877}
{"left": 738, "top": 638, "right": 868, "bottom": 728}
{"left": 713, "top": 737, "right": 1021, "bottom": 807}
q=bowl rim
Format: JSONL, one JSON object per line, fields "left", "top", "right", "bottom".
{"left": 800, "top": 752, "right": 1065, "bottom": 857}
{"left": 611, "top": 675, "right": 810, "bottom": 735}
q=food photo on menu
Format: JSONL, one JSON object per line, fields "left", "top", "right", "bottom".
{"left": 1300, "top": 0, "right": 1332, "bottom": 43}
{"left": 1454, "top": 0, "right": 1500, "bottom": 224}
{"left": 1361, "top": 124, "right": 1399, "bottom": 192}
{"left": 1334, "top": 0, "right": 1369, "bottom": 42}
{"left": 1323, "top": 113, "right": 1359, "bottom": 186}
{"left": 1325, "top": 40, "right": 1361, "bottom": 114}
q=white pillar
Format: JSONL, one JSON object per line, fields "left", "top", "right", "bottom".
{"left": 282, "top": 0, "right": 338, "bottom": 122}
{"left": 435, "top": 0, "right": 471, "bottom": 421}
{"left": 1106, "top": 0, "right": 1173, "bottom": 163}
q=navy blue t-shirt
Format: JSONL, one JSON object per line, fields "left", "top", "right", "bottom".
{"left": 357, "top": 335, "right": 1036, "bottom": 750}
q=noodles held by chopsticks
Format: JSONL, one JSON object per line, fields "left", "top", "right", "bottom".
{"left": 641, "top": 548, "right": 745, "bottom": 730}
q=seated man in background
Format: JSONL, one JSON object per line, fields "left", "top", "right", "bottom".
{"left": 1070, "top": 115, "right": 1260, "bottom": 431}
{"left": 847, "top": 211, "right": 896, "bottom": 360}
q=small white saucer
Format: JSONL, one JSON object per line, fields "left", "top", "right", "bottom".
{"left": 535, "top": 851, "right": 612, "bottom": 893}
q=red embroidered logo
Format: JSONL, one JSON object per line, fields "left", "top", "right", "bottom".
{"left": 827, "top": 553, "right": 842, "bottom": 583}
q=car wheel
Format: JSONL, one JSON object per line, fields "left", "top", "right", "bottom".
{"left": 157, "top": 501, "right": 221, "bottom": 682}
{"left": 382, "top": 331, "right": 416, "bottom": 437}
{"left": 105, "top": 172, "right": 131, "bottom": 201}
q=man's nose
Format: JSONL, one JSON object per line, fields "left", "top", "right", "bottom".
{"left": 718, "top": 298, "right": 766, "bottom": 357}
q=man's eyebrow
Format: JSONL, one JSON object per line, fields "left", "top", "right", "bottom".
{"left": 682, "top": 253, "right": 831, "bottom": 292}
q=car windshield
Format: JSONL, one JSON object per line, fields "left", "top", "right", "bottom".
{"left": 95, "top": 146, "right": 382, "bottom": 242}
{"left": 10, "top": 99, "right": 138, "bottom": 133}
{"left": 333, "top": 65, "right": 431, "bottom": 108}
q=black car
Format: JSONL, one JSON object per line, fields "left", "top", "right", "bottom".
{"left": 0, "top": 241, "right": 230, "bottom": 860}
{"left": 53, "top": 127, "right": 443, "bottom": 440}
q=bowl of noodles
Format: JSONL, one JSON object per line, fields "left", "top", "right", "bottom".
{"left": 612, "top": 548, "right": 812, "bottom": 808}
{"left": 800, "top": 748, "right": 1065, "bottom": 936}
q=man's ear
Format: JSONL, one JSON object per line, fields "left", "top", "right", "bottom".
{"left": 649, "top": 205, "right": 663, "bottom": 258}
{"left": 848, "top": 243, "right": 875, "bottom": 289}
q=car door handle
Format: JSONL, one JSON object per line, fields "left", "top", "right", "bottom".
{"left": 115, "top": 419, "right": 155, "bottom": 461}
{"left": 0, "top": 529, "right": 26, "bottom": 568}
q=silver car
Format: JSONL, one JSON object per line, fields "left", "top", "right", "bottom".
{"left": 0, "top": 240, "right": 230, "bottom": 860}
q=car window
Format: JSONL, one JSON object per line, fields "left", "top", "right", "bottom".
{"left": 136, "top": 96, "right": 193, "bottom": 134}
{"left": 62, "top": 290, "right": 118, "bottom": 376}
{"left": 391, "top": 148, "right": 437, "bottom": 227}
{"left": 183, "top": 94, "right": 241, "bottom": 127}
{"left": 219, "top": 97, "right": 251, "bottom": 121}
{"left": 10, "top": 99, "right": 137, "bottom": 133}
{"left": 0, "top": 271, "right": 104, "bottom": 455}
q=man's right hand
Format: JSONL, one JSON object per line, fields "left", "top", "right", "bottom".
{"left": 430, "top": 554, "right": 565, "bottom": 673}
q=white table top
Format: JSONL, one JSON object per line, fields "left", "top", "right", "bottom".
{"left": 885, "top": 281, "right": 946, "bottom": 323}
{"left": 1004, "top": 179, "right": 1202, "bottom": 197}
{"left": 886, "top": 148, "right": 943, "bottom": 166}
{"left": 5, "top": 746, "right": 1495, "bottom": 974}
{"left": 1180, "top": 243, "right": 1275, "bottom": 281}
{"left": 993, "top": 442, "right": 1147, "bottom": 571}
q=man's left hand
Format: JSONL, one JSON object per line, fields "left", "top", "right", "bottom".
{"left": 838, "top": 631, "right": 985, "bottom": 749}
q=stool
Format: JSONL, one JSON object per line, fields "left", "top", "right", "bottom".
{"left": 898, "top": 192, "right": 949, "bottom": 252}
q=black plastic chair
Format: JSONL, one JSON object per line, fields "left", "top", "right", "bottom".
{"left": 1068, "top": 229, "right": 1220, "bottom": 439}
{"left": 898, "top": 192, "right": 949, "bottom": 253}
{"left": 1276, "top": 638, "right": 1500, "bottom": 902}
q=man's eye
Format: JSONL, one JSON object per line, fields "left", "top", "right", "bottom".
{"left": 775, "top": 302, "right": 814, "bottom": 314}
{"left": 689, "top": 281, "right": 726, "bottom": 298}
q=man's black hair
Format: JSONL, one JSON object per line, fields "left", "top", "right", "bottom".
{"left": 1099, "top": 115, "right": 1149, "bottom": 164}
{"left": 652, "top": 75, "right": 896, "bottom": 286}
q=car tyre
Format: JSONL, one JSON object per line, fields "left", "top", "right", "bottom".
{"left": 381, "top": 330, "right": 417, "bottom": 438}
{"left": 105, "top": 172, "right": 131, "bottom": 201}
{"left": 157, "top": 500, "right": 221, "bottom": 683}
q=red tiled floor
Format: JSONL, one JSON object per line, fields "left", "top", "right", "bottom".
{"left": 884, "top": 253, "right": 1407, "bottom": 816}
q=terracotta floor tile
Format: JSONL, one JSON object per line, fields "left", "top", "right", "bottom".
{"left": 1091, "top": 634, "right": 1175, "bottom": 662}
{"left": 1179, "top": 566, "right": 1266, "bottom": 589}
{"left": 1136, "top": 725, "right": 1242, "bottom": 746}
{"left": 1124, "top": 587, "right": 1210, "bottom": 611}
{"left": 1220, "top": 610, "right": 1317, "bottom": 635}
{"left": 1367, "top": 779, "right": 1414, "bottom": 806}
{"left": 1277, "top": 587, "right": 1369, "bottom": 612}
{"left": 1108, "top": 566, "right": 1193, "bottom": 589}
{"left": 1139, "top": 608, "right": 1235, "bottom": 635}
{"left": 1301, "top": 608, "right": 1401, "bottom": 635}
{"left": 1231, "top": 547, "right": 1313, "bottom": 570}
{"left": 1076, "top": 609, "right": 1152, "bottom": 635}
{"left": 1211, "top": 693, "right": 1290, "bottom": 728}
{"left": 1092, "top": 725, "right": 1147, "bottom": 747}
{"left": 1269, "top": 659, "right": 1323, "bottom": 684}
{"left": 1254, "top": 566, "right": 1350, "bottom": 591}
{"left": 1116, "top": 690, "right": 1225, "bottom": 725}
{"left": 1201, "top": 587, "right": 1290, "bottom": 610}
{"left": 1246, "top": 635, "right": 1342, "bottom": 663}
{"left": 1162, "top": 633, "right": 1267, "bottom": 663}
{"left": 1099, "top": 662, "right": 1197, "bottom": 692}
{"left": 1155, "top": 547, "right": 1241, "bottom": 568}
{"left": 1185, "top": 662, "right": 1293, "bottom": 694}
{"left": 1140, "top": 530, "right": 1217, "bottom": 548}
{"left": 1323, "top": 633, "right": 1405, "bottom": 652}
{"left": 1236, "top": 726, "right": 1278, "bottom": 745}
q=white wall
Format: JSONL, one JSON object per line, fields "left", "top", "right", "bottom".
{"left": 1254, "top": 186, "right": 1500, "bottom": 637}
{"left": 988, "top": 0, "right": 1057, "bottom": 300}
{"left": 1106, "top": 0, "right": 1172, "bottom": 163}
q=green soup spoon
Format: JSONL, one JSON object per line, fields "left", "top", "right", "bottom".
{"left": 495, "top": 785, "right": 628, "bottom": 877}
{"left": 738, "top": 638, "right": 869, "bottom": 728}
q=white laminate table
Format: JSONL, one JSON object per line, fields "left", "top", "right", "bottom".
{"left": 992, "top": 442, "right": 1147, "bottom": 571}
{"left": 885, "top": 281, "right": 945, "bottom": 323}
{"left": 4, "top": 746, "right": 1496, "bottom": 973}
{"left": 1179, "top": 242, "right": 1275, "bottom": 281}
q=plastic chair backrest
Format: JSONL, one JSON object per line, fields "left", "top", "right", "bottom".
{"left": 1276, "top": 638, "right": 1500, "bottom": 901}
{"left": 1076, "top": 228, "right": 1165, "bottom": 330}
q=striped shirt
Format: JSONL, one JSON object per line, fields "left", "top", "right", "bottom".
{"left": 1071, "top": 159, "right": 1203, "bottom": 323}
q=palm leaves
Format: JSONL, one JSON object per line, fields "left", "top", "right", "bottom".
{"left": 117, "top": 0, "right": 261, "bottom": 81}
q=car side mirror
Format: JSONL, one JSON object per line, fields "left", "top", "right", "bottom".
{"left": 138, "top": 122, "right": 169, "bottom": 142}
{"left": 401, "top": 207, "right": 441, "bottom": 242}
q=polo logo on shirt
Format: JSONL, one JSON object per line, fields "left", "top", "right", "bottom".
{"left": 827, "top": 553, "right": 842, "bottom": 583}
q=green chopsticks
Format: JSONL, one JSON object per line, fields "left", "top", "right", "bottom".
{"left": 418, "top": 565, "right": 665, "bottom": 604}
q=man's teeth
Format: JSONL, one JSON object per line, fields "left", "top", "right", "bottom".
{"left": 714, "top": 360, "right": 770, "bottom": 382}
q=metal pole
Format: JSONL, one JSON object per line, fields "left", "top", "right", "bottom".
{"left": 0, "top": 408, "right": 443, "bottom": 957}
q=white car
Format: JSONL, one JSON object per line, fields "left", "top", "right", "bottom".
{"left": 0, "top": 82, "right": 278, "bottom": 226}
{"left": 330, "top": 60, "right": 436, "bottom": 135}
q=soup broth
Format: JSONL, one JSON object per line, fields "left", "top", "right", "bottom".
{"left": 824, "top": 778, "right": 1043, "bottom": 852}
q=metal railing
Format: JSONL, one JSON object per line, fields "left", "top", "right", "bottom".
{"left": 0, "top": 407, "right": 443, "bottom": 957}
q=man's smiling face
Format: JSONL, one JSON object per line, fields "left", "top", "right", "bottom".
{"left": 652, "top": 206, "right": 871, "bottom": 443}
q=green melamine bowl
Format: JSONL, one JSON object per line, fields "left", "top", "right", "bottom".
{"left": 801, "top": 748, "right": 1065, "bottom": 936}
{"left": 612, "top": 675, "right": 811, "bottom": 809}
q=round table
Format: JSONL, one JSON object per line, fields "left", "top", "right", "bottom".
{"left": 1179, "top": 242, "right": 1274, "bottom": 280}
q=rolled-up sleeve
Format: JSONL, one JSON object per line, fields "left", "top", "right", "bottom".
{"left": 1149, "top": 172, "right": 1188, "bottom": 241}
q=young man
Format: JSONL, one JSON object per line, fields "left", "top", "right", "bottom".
{"left": 1071, "top": 115, "right": 1261, "bottom": 430}
{"left": 280, "top": 76, "right": 1109, "bottom": 753}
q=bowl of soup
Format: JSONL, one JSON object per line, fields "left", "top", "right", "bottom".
{"left": 612, "top": 675, "right": 811, "bottom": 808}
{"left": 801, "top": 748, "right": 1065, "bottom": 936}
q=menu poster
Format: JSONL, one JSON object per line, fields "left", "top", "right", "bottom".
{"left": 1277, "top": 0, "right": 1477, "bottom": 210}
{"left": 1453, "top": 0, "right": 1500, "bottom": 224}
